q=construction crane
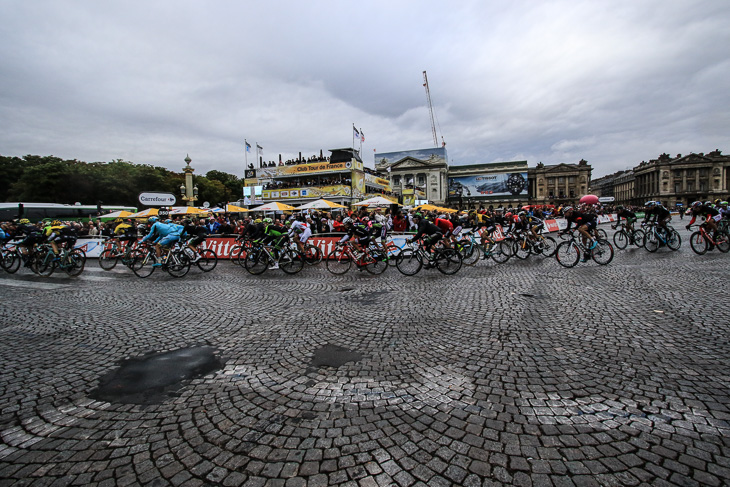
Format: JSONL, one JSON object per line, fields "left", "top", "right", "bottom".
{"left": 422, "top": 70, "right": 445, "bottom": 148}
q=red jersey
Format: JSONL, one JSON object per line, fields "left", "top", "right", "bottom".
{"left": 435, "top": 218, "right": 454, "bottom": 233}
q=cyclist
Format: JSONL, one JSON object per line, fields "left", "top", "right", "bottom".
{"left": 140, "top": 216, "right": 182, "bottom": 266}
{"left": 515, "top": 211, "right": 544, "bottom": 243}
{"left": 363, "top": 216, "right": 388, "bottom": 256}
{"left": 113, "top": 218, "right": 138, "bottom": 251}
{"left": 612, "top": 206, "right": 637, "bottom": 235}
{"left": 261, "top": 218, "right": 288, "bottom": 269}
{"left": 15, "top": 219, "right": 44, "bottom": 265}
{"left": 408, "top": 213, "right": 444, "bottom": 262}
{"left": 182, "top": 218, "right": 208, "bottom": 263}
{"left": 686, "top": 200, "right": 720, "bottom": 237}
{"left": 44, "top": 220, "right": 77, "bottom": 257}
{"left": 560, "top": 206, "right": 598, "bottom": 262}
{"left": 434, "top": 215, "right": 454, "bottom": 248}
{"left": 338, "top": 217, "right": 371, "bottom": 258}
{"left": 643, "top": 201, "right": 671, "bottom": 237}
{"left": 288, "top": 217, "right": 312, "bottom": 254}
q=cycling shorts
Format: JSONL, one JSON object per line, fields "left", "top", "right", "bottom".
{"left": 580, "top": 220, "right": 597, "bottom": 230}
{"left": 298, "top": 227, "right": 312, "bottom": 244}
{"left": 188, "top": 235, "right": 206, "bottom": 247}
{"left": 158, "top": 235, "right": 180, "bottom": 247}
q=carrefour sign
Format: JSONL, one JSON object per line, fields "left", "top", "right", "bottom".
{"left": 138, "top": 192, "right": 176, "bottom": 206}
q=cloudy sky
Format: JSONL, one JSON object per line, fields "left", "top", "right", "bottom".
{"left": 1, "top": 0, "right": 728, "bottom": 178}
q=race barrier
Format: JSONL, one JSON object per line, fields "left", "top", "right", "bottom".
{"left": 64, "top": 215, "right": 619, "bottom": 259}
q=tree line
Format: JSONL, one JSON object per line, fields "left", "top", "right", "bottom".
{"left": 0, "top": 155, "right": 243, "bottom": 209}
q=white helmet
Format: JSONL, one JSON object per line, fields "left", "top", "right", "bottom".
{"left": 343, "top": 217, "right": 353, "bottom": 225}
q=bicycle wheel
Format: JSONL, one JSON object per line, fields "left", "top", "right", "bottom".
{"left": 689, "top": 232, "right": 707, "bottom": 255}
{"left": 2, "top": 249, "right": 21, "bottom": 274}
{"left": 613, "top": 230, "right": 629, "bottom": 250}
{"left": 591, "top": 240, "right": 614, "bottom": 265}
{"left": 98, "top": 248, "right": 119, "bottom": 270}
{"left": 36, "top": 248, "right": 56, "bottom": 276}
{"left": 364, "top": 250, "right": 388, "bottom": 275}
{"left": 242, "top": 248, "right": 266, "bottom": 275}
{"left": 666, "top": 230, "right": 681, "bottom": 251}
{"left": 196, "top": 249, "right": 218, "bottom": 272}
{"left": 395, "top": 249, "right": 423, "bottom": 276}
{"left": 166, "top": 251, "right": 191, "bottom": 278}
{"left": 595, "top": 228, "right": 608, "bottom": 240}
{"left": 461, "top": 242, "right": 481, "bottom": 266}
{"left": 435, "top": 248, "right": 462, "bottom": 275}
{"left": 513, "top": 239, "right": 531, "bottom": 260}
{"left": 229, "top": 245, "right": 244, "bottom": 265}
{"left": 644, "top": 232, "right": 659, "bottom": 253}
{"left": 326, "top": 246, "right": 352, "bottom": 275}
{"left": 280, "top": 248, "right": 304, "bottom": 274}
{"left": 534, "top": 236, "right": 557, "bottom": 257}
{"left": 131, "top": 252, "right": 157, "bottom": 278}
{"left": 303, "top": 244, "right": 322, "bottom": 266}
{"left": 490, "top": 241, "right": 510, "bottom": 263}
{"left": 717, "top": 232, "right": 730, "bottom": 253}
{"left": 61, "top": 249, "right": 85, "bottom": 276}
{"left": 555, "top": 242, "right": 580, "bottom": 268}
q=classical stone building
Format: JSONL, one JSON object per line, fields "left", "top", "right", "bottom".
{"left": 375, "top": 148, "right": 449, "bottom": 205}
{"left": 633, "top": 151, "right": 730, "bottom": 207}
{"left": 596, "top": 150, "right": 730, "bottom": 208}
{"left": 527, "top": 159, "right": 592, "bottom": 207}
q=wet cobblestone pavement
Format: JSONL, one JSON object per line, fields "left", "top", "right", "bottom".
{"left": 1, "top": 226, "right": 729, "bottom": 486}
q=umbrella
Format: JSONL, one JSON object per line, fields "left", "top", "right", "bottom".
{"left": 296, "top": 199, "right": 348, "bottom": 210}
{"left": 98, "top": 210, "right": 134, "bottom": 221}
{"left": 250, "top": 201, "right": 297, "bottom": 211}
{"left": 354, "top": 196, "right": 400, "bottom": 207}
{"left": 226, "top": 204, "right": 249, "bottom": 212}
{"left": 128, "top": 208, "right": 159, "bottom": 218}
{"left": 414, "top": 204, "right": 440, "bottom": 212}
{"left": 170, "top": 206, "right": 208, "bottom": 215}
{"left": 579, "top": 194, "right": 599, "bottom": 205}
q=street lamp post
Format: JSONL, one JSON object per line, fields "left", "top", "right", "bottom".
{"left": 180, "top": 154, "right": 198, "bottom": 207}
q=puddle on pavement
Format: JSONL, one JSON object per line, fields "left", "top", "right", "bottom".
{"left": 91, "top": 345, "right": 223, "bottom": 405}
{"left": 310, "top": 344, "right": 363, "bottom": 369}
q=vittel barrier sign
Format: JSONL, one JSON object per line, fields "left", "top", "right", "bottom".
{"left": 138, "top": 192, "right": 176, "bottom": 206}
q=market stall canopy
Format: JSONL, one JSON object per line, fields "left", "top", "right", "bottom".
{"left": 170, "top": 206, "right": 208, "bottom": 215}
{"left": 128, "top": 208, "right": 159, "bottom": 218}
{"left": 296, "top": 199, "right": 348, "bottom": 210}
{"left": 225, "top": 204, "right": 249, "bottom": 212}
{"left": 414, "top": 204, "right": 440, "bottom": 212}
{"left": 250, "top": 201, "right": 297, "bottom": 212}
{"left": 353, "top": 196, "right": 400, "bottom": 207}
{"left": 99, "top": 210, "right": 134, "bottom": 221}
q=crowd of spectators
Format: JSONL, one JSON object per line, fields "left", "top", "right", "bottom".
{"left": 248, "top": 153, "right": 330, "bottom": 169}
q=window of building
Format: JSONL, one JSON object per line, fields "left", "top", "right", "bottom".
{"left": 699, "top": 181, "right": 707, "bottom": 192}
{"left": 393, "top": 176, "right": 400, "bottom": 185}
{"left": 558, "top": 177, "right": 565, "bottom": 184}
{"left": 568, "top": 176, "right": 575, "bottom": 183}
{"left": 418, "top": 175, "right": 426, "bottom": 185}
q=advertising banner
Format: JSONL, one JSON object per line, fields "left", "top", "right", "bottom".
{"left": 263, "top": 185, "right": 351, "bottom": 200}
{"left": 254, "top": 161, "right": 361, "bottom": 179}
{"left": 448, "top": 172, "right": 529, "bottom": 198}
{"left": 364, "top": 173, "right": 392, "bottom": 191}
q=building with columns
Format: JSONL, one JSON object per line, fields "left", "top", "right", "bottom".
{"left": 527, "top": 159, "right": 592, "bottom": 207}
{"left": 374, "top": 148, "right": 449, "bottom": 205}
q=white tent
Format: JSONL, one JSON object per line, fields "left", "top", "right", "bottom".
{"left": 352, "top": 196, "right": 400, "bottom": 207}
{"left": 296, "top": 199, "right": 348, "bottom": 210}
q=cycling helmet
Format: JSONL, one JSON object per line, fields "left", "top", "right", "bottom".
{"left": 19, "top": 218, "right": 30, "bottom": 224}
{"left": 562, "top": 206, "right": 573, "bottom": 213}
{"left": 52, "top": 220, "right": 61, "bottom": 226}
{"left": 691, "top": 201, "right": 702, "bottom": 208}
{"left": 148, "top": 216, "right": 158, "bottom": 223}
{"left": 285, "top": 220, "right": 292, "bottom": 227}
{"left": 413, "top": 213, "right": 423, "bottom": 220}
{"left": 263, "top": 217, "right": 273, "bottom": 224}
{"left": 644, "top": 201, "right": 655, "bottom": 207}
{"left": 114, "top": 218, "right": 123, "bottom": 223}
{"left": 361, "top": 216, "right": 370, "bottom": 222}
{"left": 254, "top": 218, "right": 262, "bottom": 223}
{"left": 517, "top": 211, "right": 526, "bottom": 218}
{"left": 165, "top": 219, "right": 172, "bottom": 223}
{"left": 721, "top": 201, "right": 728, "bottom": 206}
{"left": 705, "top": 200, "right": 712, "bottom": 206}
{"left": 342, "top": 217, "right": 353, "bottom": 225}
{"left": 714, "top": 198, "right": 722, "bottom": 205}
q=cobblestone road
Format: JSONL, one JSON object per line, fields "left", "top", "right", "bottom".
{"left": 1, "top": 226, "right": 729, "bottom": 486}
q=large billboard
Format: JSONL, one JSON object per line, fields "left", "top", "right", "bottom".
{"left": 448, "top": 172, "right": 528, "bottom": 198}
{"left": 249, "top": 160, "right": 363, "bottom": 181}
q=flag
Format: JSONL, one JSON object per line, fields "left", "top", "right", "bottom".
{"left": 245, "top": 141, "right": 251, "bottom": 152}
{"left": 256, "top": 144, "right": 263, "bottom": 155}
{"left": 353, "top": 127, "right": 360, "bottom": 140}
{"left": 360, "top": 129, "right": 365, "bottom": 143}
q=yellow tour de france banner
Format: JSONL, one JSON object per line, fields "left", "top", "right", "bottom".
{"left": 364, "top": 173, "right": 391, "bottom": 191}
{"left": 256, "top": 161, "right": 362, "bottom": 179}
{"left": 263, "top": 185, "right": 352, "bottom": 200}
